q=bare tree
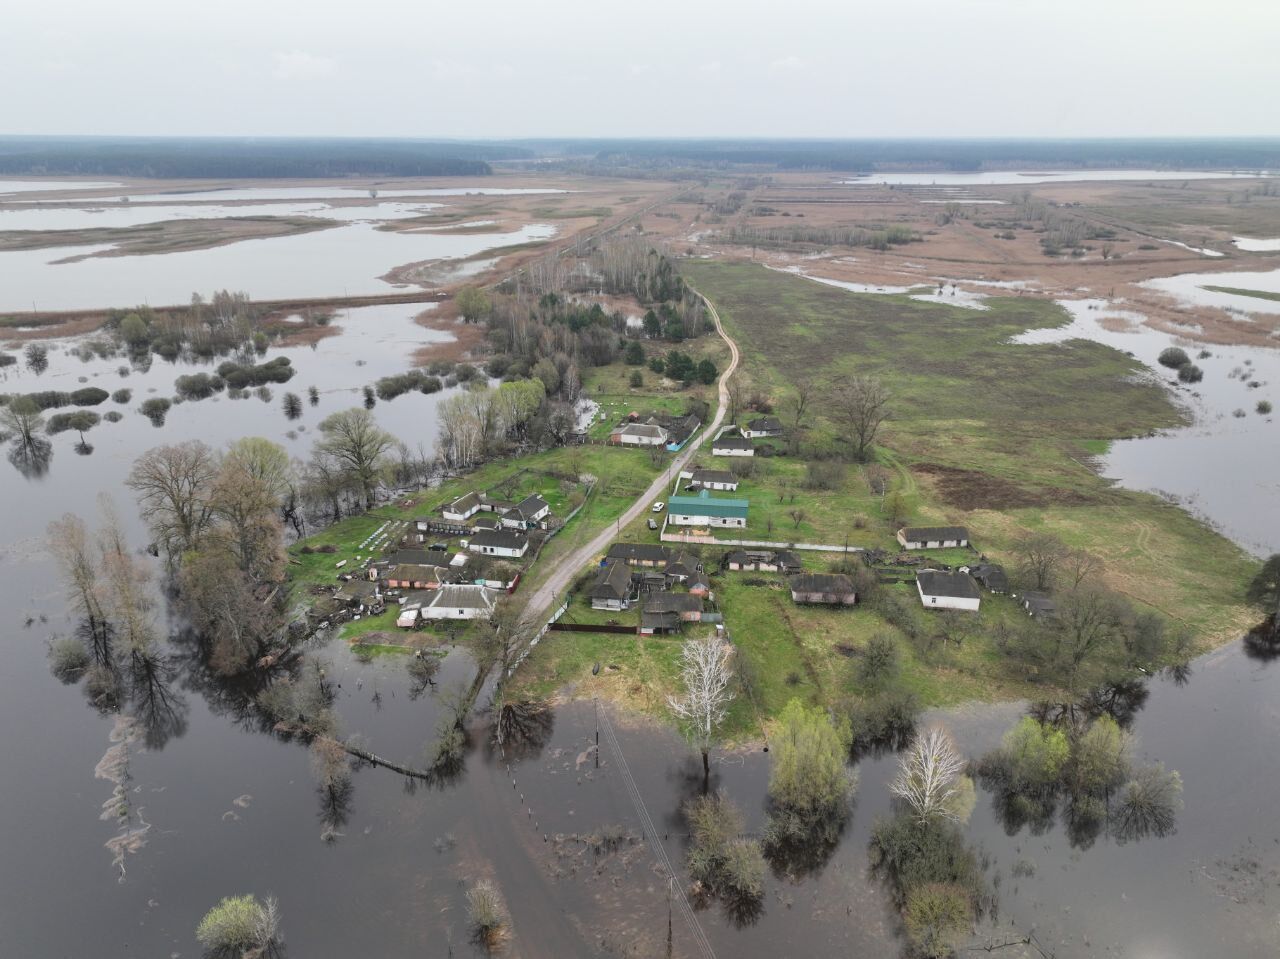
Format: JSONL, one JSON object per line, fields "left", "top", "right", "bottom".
{"left": 832, "top": 376, "right": 890, "bottom": 462}
{"left": 1063, "top": 547, "right": 1102, "bottom": 590}
{"left": 125, "top": 441, "right": 217, "bottom": 564}
{"left": 46, "top": 513, "right": 109, "bottom": 650}
{"left": 1014, "top": 532, "right": 1065, "bottom": 591}
{"left": 889, "top": 726, "right": 969, "bottom": 824}
{"left": 788, "top": 508, "right": 807, "bottom": 529}
{"left": 0, "top": 396, "right": 44, "bottom": 449}
{"left": 315, "top": 408, "right": 396, "bottom": 511}
{"left": 667, "top": 634, "right": 735, "bottom": 789}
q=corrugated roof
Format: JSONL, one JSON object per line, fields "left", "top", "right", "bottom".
{"left": 668, "top": 490, "right": 749, "bottom": 518}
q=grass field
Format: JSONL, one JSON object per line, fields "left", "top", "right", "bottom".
{"left": 1202, "top": 285, "right": 1280, "bottom": 303}
{"left": 681, "top": 260, "right": 1257, "bottom": 642}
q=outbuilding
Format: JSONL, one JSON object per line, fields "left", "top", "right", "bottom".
{"left": 916, "top": 569, "right": 981, "bottom": 611}
{"left": 441, "top": 491, "right": 482, "bottom": 523}
{"left": 606, "top": 543, "right": 671, "bottom": 567}
{"left": 897, "top": 526, "right": 971, "bottom": 550}
{"left": 789, "top": 573, "right": 857, "bottom": 606}
{"left": 690, "top": 469, "right": 739, "bottom": 491}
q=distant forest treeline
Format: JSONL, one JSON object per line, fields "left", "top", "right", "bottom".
{"left": 504, "top": 137, "right": 1280, "bottom": 174}
{"left": 0, "top": 137, "right": 525, "bottom": 178}
{"left": 2, "top": 136, "right": 1278, "bottom": 180}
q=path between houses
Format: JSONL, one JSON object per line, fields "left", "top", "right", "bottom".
{"left": 515, "top": 287, "right": 741, "bottom": 637}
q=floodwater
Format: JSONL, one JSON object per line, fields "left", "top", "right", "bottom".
{"left": 1233, "top": 236, "right": 1280, "bottom": 252}
{"left": 842, "top": 170, "right": 1274, "bottom": 186}
{"left": 1015, "top": 298, "right": 1280, "bottom": 555}
{"left": 1143, "top": 267, "right": 1280, "bottom": 316}
{"left": 100, "top": 185, "right": 567, "bottom": 203}
{"left": 0, "top": 178, "right": 124, "bottom": 194}
{"left": 0, "top": 200, "right": 445, "bottom": 231}
{"left": 0, "top": 221, "right": 556, "bottom": 312}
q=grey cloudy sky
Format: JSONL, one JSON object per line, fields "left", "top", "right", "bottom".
{"left": 4, "top": 0, "right": 1277, "bottom": 138}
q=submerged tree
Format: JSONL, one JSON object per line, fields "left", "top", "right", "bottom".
{"left": 466, "top": 879, "right": 509, "bottom": 948}
{"left": 764, "top": 699, "right": 856, "bottom": 873}
{"left": 125, "top": 440, "right": 217, "bottom": 564}
{"left": 314, "top": 407, "right": 395, "bottom": 511}
{"left": 685, "top": 792, "right": 766, "bottom": 914}
{"left": 667, "top": 633, "right": 735, "bottom": 790}
{"left": 195, "top": 894, "right": 282, "bottom": 956}
{"left": 1247, "top": 554, "right": 1280, "bottom": 636}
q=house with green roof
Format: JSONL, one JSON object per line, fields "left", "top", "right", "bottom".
{"left": 666, "top": 489, "right": 749, "bottom": 529}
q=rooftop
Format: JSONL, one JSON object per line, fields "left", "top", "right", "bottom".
{"left": 917, "top": 569, "right": 981, "bottom": 600}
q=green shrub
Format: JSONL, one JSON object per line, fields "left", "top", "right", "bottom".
{"left": 1258, "top": 400, "right": 1273, "bottom": 415}
{"left": 69, "top": 387, "right": 109, "bottom": 406}
{"left": 1157, "top": 347, "right": 1190, "bottom": 369}
{"left": 903, "top": 883, "right": 972, "bottom": 959}
{"left": 195, "top": 894, "right": 280, "bottom": 953}
{"left": 465, "top": 880, "right": 508, "bottom": 945}
{"left": 1177, "top": 363, "right": 1203, "bottom": 383}
{"left": 111, "top": 388, "right": 132, "bottom": 404}
{"left": 174, "top": 372, "right": 225, "bottom": 400}
{"left": 139, "top": 397, "right": 172, "bottom": 424}
{"left": 48, "top": 637, "right": 91, "bottom": 681}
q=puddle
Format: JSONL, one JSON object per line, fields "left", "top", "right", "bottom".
{"left": 1142, "top": 267, "right": 1280, "bottom": 316}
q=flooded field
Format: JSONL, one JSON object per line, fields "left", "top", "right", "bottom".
{"left": 1143, "top": 267, "right": 1280, "bottom": 315}
{"left": 0, "top": 221, "right": 556, "bottom": 311}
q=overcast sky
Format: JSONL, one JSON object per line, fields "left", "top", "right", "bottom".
{"left": 3, "top": 0, "right": 1277, "bottom": 139}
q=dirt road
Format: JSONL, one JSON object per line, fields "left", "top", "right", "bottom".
{"left": 515, "top": 289, "right": 739, "bottom": 636}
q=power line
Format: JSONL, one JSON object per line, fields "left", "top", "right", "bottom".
{"left": 595, "top": 701, "right": 717, "bottom": 959}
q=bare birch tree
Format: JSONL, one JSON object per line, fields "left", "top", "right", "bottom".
{"left": 890, "top": 726, "right": 969, "bottom": 824}
{"left": 667, "top": 634, "right": 735, "bottom": 789}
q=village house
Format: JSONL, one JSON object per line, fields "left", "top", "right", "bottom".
{"left": 711, "top": 433, "right": 755, "bottom": 457}
{"left": 420, "top": 584, "right": 497, "bottom": 621}
{"left": 640, "top": 591, "right": 705, "bottom": 634}
{"left": 441, "top": 491, "right": 483, "bottom": 523}
{"left": 384, "top": 563, "right": 450, "bottom": 590}
{"left": 689, "top": 468, "right": 739, "bottom": 491}
{"left": 589, "top": 561, "right": 637, "bottom": 611}
{"left": 663, "top": 551, "right": 705, "bottom": 582}
{"left": 610, "top": 422, "right": 669, "bottom": 447}
{"left": 916, "top": 569, "right": 982, "bottom": 611}
{"left": 465, "top": 529, "right": 530, "bottom": 559}
{"left": 741, "top": 415, "right": 785, "bottom": 439}
{"left": 789, "top": 572, "right": 857, "bottom": 606}
{"left": 965, "top": 562, "right": 1009, "bottom": 593}
{"left": 502, "top": 494, "right": 551, "bottom": 530}
{"left": 666, "top": 489, "right": 749, "bottom": 529}
{"left": 335, "top": 579, "right": 381, "bottom": 610}
{"left": 726, "top": 549, "right": 802, "bottom": 574}
{"left": 897, "top": 526, "right": 971, "bottom": 550}
{"left": 606, "top": 543, "right": 672, "bottom": 568}
{"left": 1020, "top": 591, "right": 1057, "bottom": 619}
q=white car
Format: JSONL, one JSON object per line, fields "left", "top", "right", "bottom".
{"left": 651, "top": 501, "right": 665, "bottom": 513}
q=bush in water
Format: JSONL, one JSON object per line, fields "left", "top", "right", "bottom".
{"left": 1157, "top": 347, "right": 1190, "bottom": 368}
